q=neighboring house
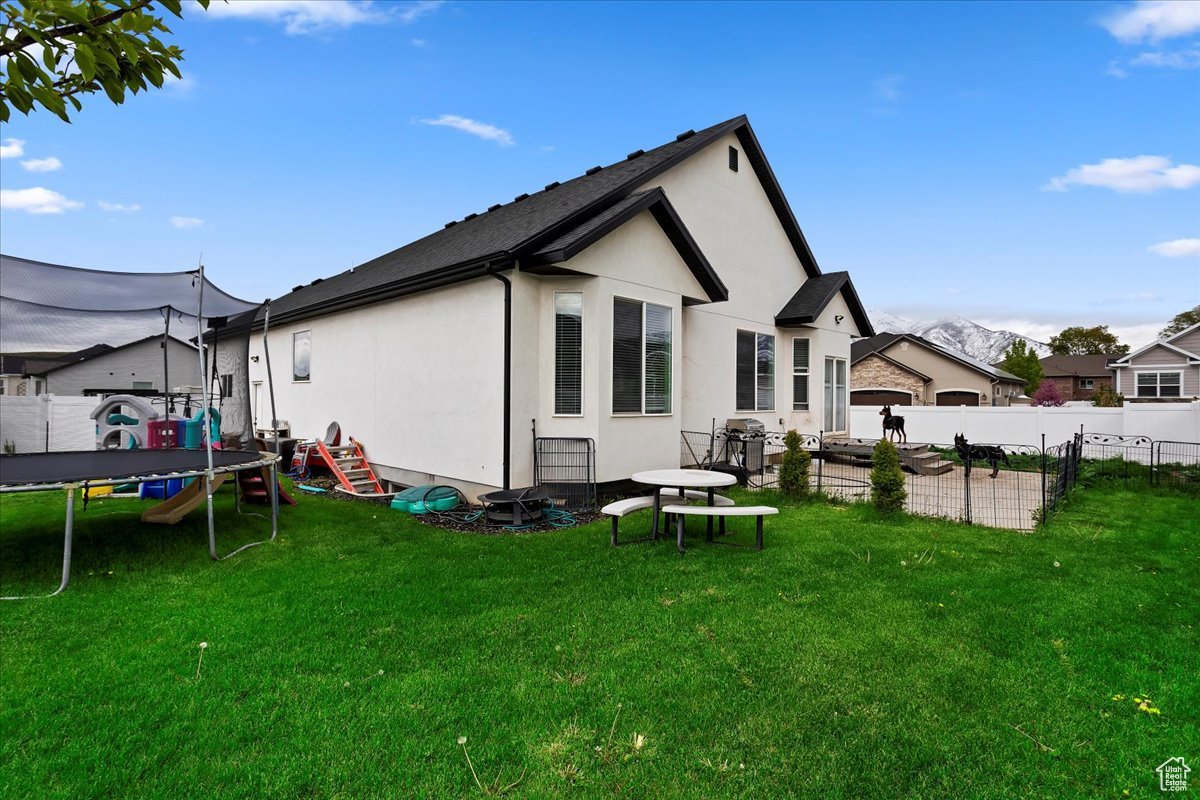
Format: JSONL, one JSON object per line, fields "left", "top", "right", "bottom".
{"left": 850, "top": 332, "right": 1025, "bottom": 407}
{"left": 1038, "top": 354, "right": 1117, "bottom": 401}
{"left": 42, "top": 336, "right": 200, "bottom": 397}
{"left": 242, "top": 115, "right": 874, "bottom": 495}
{"left": 1108, "top": 322, "right": 1200, "bottom": 402}
{"left": 0, "top": 345, "right": 114, "bottom": 396}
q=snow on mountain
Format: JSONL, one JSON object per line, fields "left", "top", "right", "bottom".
{"left": 865, "top": 310, "right": 1050, "bottom": 364}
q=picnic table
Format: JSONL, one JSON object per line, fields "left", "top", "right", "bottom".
{"left": 631, "top": 468, "right": 737, "bottom": 545}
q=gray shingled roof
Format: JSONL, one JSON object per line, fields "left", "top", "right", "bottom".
{"left": 266, "top": 117, "right": 749, "bottom": 323}
{"left": 852, "top": 332, "right": 1023, "bottom": 382}
{"left": 775, "top": 271, "right": 872, "bottom": 334}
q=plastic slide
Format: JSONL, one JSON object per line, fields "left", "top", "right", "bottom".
{"left": 140, "top": 473, "right": 228, "bottom": 525}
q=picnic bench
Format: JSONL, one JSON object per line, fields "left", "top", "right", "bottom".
{"left": 661, "top": 504, "right": 777, "bottom": 552}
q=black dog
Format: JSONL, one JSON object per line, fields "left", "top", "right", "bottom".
{"left": 880, "top": 405, "right": 906, "bottom": 442}
{"left": 954, "top": 433, "right": 1009, "bottom": 478}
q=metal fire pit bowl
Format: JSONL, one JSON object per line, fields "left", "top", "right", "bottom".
{"left": 477, "top": 487, "right": 551, "bottom": 526}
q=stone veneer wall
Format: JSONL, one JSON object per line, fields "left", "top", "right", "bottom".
{"left": 851, "top": 355, "right": 927, "bottom": 404}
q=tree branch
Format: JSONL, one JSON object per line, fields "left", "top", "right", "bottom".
{"left": 0, "top": 0, "right": 157, "bottom": 58}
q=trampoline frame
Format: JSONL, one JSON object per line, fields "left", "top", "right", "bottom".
{"left": 0, "top": 452, "right": 279, "bottom": 600}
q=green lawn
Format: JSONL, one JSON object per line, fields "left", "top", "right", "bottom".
{"left": 1, "top": 483, "right": 1196, "bottom": 799}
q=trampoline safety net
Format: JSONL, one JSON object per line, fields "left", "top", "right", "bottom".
{"left": 0, "top": 253, "right": 265, "bottom": 451}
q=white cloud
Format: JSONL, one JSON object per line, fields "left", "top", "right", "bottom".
{"left": 419, "top": 115, "right": 515, "bottom": 147}
{"left": 1130, "top": 47, "right": 1200, "bottom": 69}
{"left": 20, "top": 156, "right": 62, "bottom": 172}
{"left": 0, "top": 187, "right": 83, "bottom": 214}
{"left": 170, "top": 216, "right": 205, "bottom": 229}
{"left": 1106, "top": 60, "right": 1129, "bottom": 78}
{"left": 400, "top": 1, "right": 446, "bottom": 24}
{"left": 1148, "top": 238, "right": 1200, "bottom": 257}
{"left": 0, "top": 138, "right": 25, "bottom": 158}
{"left": 205, "top": 0, "right": 388, "bottom": 35}
{"left": 873, "top": 74, "right": 904, "bottom": 103}
{"left": 1042, "top": 155, "right": 1200, "bottom": 192}
{"left": 411, "top": 37, "right": 428, "bottom": 47}
{"left": 164, "top": 72, "right": 198, "bottom": 93}
{"left": 1101, "top": 1, "right": 1200, "bottom": 42}
{"left": 98, "top": 201, "right": 141, "bottom": 213}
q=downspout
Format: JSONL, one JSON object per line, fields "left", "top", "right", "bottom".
{"left": 488, "top": 263, "right": 512, "bottom": 490}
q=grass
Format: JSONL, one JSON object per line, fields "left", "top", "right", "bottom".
{"left": 1, "top": 483, "right": 1197, "bottom": 798}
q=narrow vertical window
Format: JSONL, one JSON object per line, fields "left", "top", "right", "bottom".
{"left": 612, "top": 298, "right": 672, "bottom": 414}
{"left": 823, "top": 357, "right": 848, "bottom": 431}
{"left": 554, "top": 292, "right": 583, "bottom": 415}
{"left": 793, "top": 338, "right": 809, "bottom": 411}
{"left": 293, "top": 330, "right": 311, "bottom": 382}
{"left": 736, "top": 330, "right": 774, "bottom": 411}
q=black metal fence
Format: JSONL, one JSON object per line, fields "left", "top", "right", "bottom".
{"left": 533, "top": 436, "right": 596, "bottom": 510}
{"left": 679, "top": 428, "right": 1199, "bottom": 532}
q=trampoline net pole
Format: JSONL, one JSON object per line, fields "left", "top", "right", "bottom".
{"left": 57, "top": 486, "right": 75, "bottom": 596}
{"left": 195, "top": 264, "right": 218, "bottom": 560}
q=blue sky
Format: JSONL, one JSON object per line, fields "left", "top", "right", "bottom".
{"left": 2, "top": 0, "right": 1198, "bottom": 347}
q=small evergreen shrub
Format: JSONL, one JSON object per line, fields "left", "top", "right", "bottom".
{"left": 1091, "top": 384, "right": 1124, "bottom": 407}
{"left": 778, "top": 429, "right": 812, "bottom": 499}
{"left": 870, "top": 438, "right": 907, "bottom": 513}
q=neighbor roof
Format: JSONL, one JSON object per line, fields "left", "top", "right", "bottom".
{"left": 41, "top": 336, "right": 191, "bottom": 374}
{"left": 852, "top": 332, "right": 1023, "bottom": 382}
{"left": 262, "top": 115, "right": 870, "bottom": 333}
{"left": 1109, "top": 321, "right": 1200, "bottom": 365}
{"left": 775, "top": 271, "right": 872, "bottom": 334}
{"left": 1, "top": 344, "right": 115, "bottom": 377}
{"left": 1039, "top": 353, "right": 1120, "bottom": 377}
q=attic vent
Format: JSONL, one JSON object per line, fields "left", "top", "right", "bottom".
{"left": 676, "top": 129, "right": 696, "bottom": 141}
{"left": 444, "top": 220, "right": 458, "bottom": 228}
{"left": 514, "top": 193, "right": 530, "bottom": 202}
{"left": 544, "top": 181, "right": 560, "bottom": 191}
{"left": 728, "top": 146, "right": 739, "bottom": 172}
{"left": 585, "top": 166, "right": 602, "bottom": 176}
{"left": 464, "top": 213, "right": 478, "bottom": 221}
{"left": 488, "top": 204, "right": 502, "bottom": 212}
{"left": 310, "top": 278, "right": 323, "bottom": 286}
{"left": 626, "top": 149, "right": 645, "bottom": 160}
{"left": 292, "top": 285, "right": 304, "bottom": 292}
{"left": 900, "top": 342, "right": 908, "bottom": 351}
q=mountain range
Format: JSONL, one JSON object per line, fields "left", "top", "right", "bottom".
{"left": 865, "top": 310, "right": 1051, "bottom": 365}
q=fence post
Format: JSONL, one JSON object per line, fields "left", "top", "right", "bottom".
{"left": 817, "top": 431, "right": 824, "bottom": 493}
{"left": 1040, "top": 433, "right": 1047, "bottom": 525}
{"left": 963, "top": 448, "right": 971, "bottom": 525}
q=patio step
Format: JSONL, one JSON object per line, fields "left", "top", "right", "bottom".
{"left": 902, "top": 451, "right": 955, "bottom": 476}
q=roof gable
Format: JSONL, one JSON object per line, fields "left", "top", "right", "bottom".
{"left": 525, "top": 188, "right": 727, "bottom": 304}
{"left": 1111, "top": 321, "right": 1200, "bottom": 364}
{"left": 776, "top": 272, "right": 873, "bottom": 334}
{"left": 853, "top": 332, "right": 1021, "bottom": 382}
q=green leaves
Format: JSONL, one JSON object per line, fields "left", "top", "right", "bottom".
{"left": 0, "top": 0, "right": 210, "bottom": 123}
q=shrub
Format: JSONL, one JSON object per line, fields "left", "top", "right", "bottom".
{"left": 870, "top": 439, "right": 907, "bottom": 513}
{"left": 1091, "top": 384, "right": 1124, "bottom": 407}
{"left": 1032, "top": 380, "right": 1065, "bottom": 407}
{"left": 778, "top": 429, "right": 812, "bottom": 499}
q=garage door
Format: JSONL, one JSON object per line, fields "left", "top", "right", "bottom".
{"left": 851, "top": 390, "right": 912, "bottom": 406}
{"left": 936, "top": 391, "right": 979, "bottom": 406}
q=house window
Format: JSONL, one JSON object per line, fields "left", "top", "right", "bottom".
{"left": 132, "top": 381, "right": 154, "bottom": 390}
{"left": 293, "top": 330, "right": 311, "bottom": 382}
{"left": 793, "top": 338, "right": 810, "bottom": 411}
{"left": 1136, "top": 372, "right": 1180, "bottom": 398}
{"left": 1079, "top": 379, "right": 1094, "bottom": 390}
{"left": 735, "top": 330, "right": 774, "bottom": 411}
{"left": 218, "top": 373, "right": 234, "bottom": 399}
{"left": 728, "top": 146, "right": 739, "bottom": 172}
{"left": 613, "top": 298, "right": 672, "bottom": 414}
{"left": 554, "top": 292, "right": 583, "bottom": 415}
{"left": 823, "top": 357, "right": 847, "bottom": 432}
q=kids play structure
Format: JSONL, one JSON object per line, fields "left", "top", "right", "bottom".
{"left": 0, "top": 253, "right": 288, "bottom": 599}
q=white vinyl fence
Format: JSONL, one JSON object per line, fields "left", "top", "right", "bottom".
{"left": 849, "top": 402, "right": 1200, "bottom": 447}
{"left": 0, "top": 395, "right": 98, "bottom": 454}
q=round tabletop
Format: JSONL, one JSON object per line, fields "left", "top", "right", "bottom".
{"left": 631, "top": 469, "right": 737, "bottom": 488}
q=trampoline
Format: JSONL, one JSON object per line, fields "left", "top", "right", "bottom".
{"left": 1, "top": 449, "right": 281, "bottom": 600}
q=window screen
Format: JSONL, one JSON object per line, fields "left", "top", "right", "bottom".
{"left": 793, "top": 338, "right": 809, "bottom": 411}
{"left": 554, "top": 292, "right": 583, "bottom": 415}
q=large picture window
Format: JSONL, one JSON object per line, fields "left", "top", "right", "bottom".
{"left": 292, "top": 330, "right": 311, "bottom": 382}
{"left": 1136, "top": 371, "right": 1180, "bottom": 398}
{"left": 554, "top": 292, "right": 583, "bottom": 415}
{"left": 736, "top": 330, "right": 774, "bottom": 411}
{"left": 823, "top": 357, "right": 847, "bottom": 432}
{"left": 793, "top": 338, "right": 810, "bottom": 411}
{"left": 613, "top": 298, "right": 672, "bottom": 414}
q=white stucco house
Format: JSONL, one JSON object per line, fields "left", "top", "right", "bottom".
{"left": 244, "top": 115, "right": 874, "bottom": 494}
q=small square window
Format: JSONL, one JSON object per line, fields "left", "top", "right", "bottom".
{"left": 728, "top": 146, "right": 739, "bottom": 172}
